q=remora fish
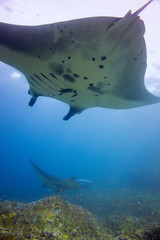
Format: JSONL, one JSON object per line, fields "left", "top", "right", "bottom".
{"left": 0, "top": 0, "right": 159, "bottom": 120}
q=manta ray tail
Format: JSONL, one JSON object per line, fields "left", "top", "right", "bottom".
{"left": 124, "top": 0, "right": 154, "bottom": 18}
{"left": 132, "top": 0, "right": 154, "bottom": 16}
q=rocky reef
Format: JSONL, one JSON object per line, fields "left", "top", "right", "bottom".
{"left": 0, "top": 196, "right": 106, "bottom": 239}
{"left": 1, "top": 194, "right": 160, "bottom": 239}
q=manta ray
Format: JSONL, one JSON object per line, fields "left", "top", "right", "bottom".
{"left": 0, "top": 0, "right": 159, "bottom": 120}
{"left": 30, "top": 159, "right": 94, "bottom": 192}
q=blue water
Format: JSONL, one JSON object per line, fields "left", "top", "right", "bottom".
{"left": 1, "top": 62, "right": 160, "bottom": 203}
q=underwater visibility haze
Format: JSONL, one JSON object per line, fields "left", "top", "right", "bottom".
{"left": 1, "top": 0, "right": 160, "bottom": 238}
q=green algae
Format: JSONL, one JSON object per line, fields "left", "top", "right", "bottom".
{"left": 0, "top": 196, "right": 106, "bottom": 239}
{"left": 112, "top": 224, "right": 160, "bottom": 240}
{"left": 1, "top": 193, "right": 160, "bottom": 239}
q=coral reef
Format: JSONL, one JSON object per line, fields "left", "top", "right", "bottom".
{"left": 1, "top": 191, "right": 160, "bottom": 239}
{"left": 112, "top": 224, "right": 160, "bottom": 240}
{"left": 134, "top": 224, "right": 160, "bottom": 240}
{"left": 0, "top": 196, "right": 106, "bottom": 239}
{"left": 70, "top": 189, "right": 160, "bottom": 239}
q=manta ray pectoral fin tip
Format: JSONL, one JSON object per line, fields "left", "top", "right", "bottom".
{"left": 63, "top": 106, "right": 83, "bottom": 121}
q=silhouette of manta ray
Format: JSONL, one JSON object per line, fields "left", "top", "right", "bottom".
{"left": 30, "top": 159, "right": 94, "bottom": 192}
{"left": 0, "top": 0, "right": 159, "bottom": 120}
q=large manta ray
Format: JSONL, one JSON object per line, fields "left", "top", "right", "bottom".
{"left": 0, "top": 0, "right": 159, "bottom": 120}
{"left": 30, "top": 158, "right": 94, "bottom": 192}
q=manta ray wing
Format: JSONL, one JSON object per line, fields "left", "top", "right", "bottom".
{"left": 0, "top": 0, "right": 159, "bottom": 120}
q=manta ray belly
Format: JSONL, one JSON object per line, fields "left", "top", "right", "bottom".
{"left": 0, "top": 12, "right": 159, "bottom": 119}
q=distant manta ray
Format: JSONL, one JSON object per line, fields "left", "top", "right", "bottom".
{"left": 0, "top": 0, "right": 159, "bottom": 120}
{"left": 30, "top": 158, "right": 94, "bottom": 192}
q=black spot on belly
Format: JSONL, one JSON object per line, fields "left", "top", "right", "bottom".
{"left": 73, "top": 73, "right": 79, "bottom": 78}
{"left": 72, "top": 90, "right": 77, "bottom": 97}
{"left": 63, "top": 74, "right": 75, "bottom": 82}
{"left": 99, "top": 65, "right": 104, "bottom": 69}
{"left": 49, "top": 63, "right": 64, "bottom": 76}
{"left": 104, "top": 76, "right": 108, "bottom": 79}
{"left": 88, "top": 86, "right": 104, "bottom": 94}
{"left": 70, "top": 100, "right": 75, "bottom": 102}
{"left": 59, "top": 88, "right": 73, "bottom": 95}
{"left": 83, "top": 77, "right": 88, "bottom": 80}
{"left": 59, "top": 88, "right": 77, "bottom": 97}
{"left": 134, "top": 57, "right": 138, "bottom": 61}
{"left": 55, "top": 65, "right": 64, "bottom": 75}
{"left": 101, "top": 56, "right": 107, "bottom": 61}
{"left": 92, "top": 57, "right": 96, "bottom": 61}
{"left": 89, "top": 83, "right": 93, "bottom": 87}
{"left": 68, "top": 56, "right": 71, "bottom": 60}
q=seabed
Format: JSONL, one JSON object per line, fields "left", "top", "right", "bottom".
{"left": 0, "top": 190, "right": 160, "bottom": 239}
